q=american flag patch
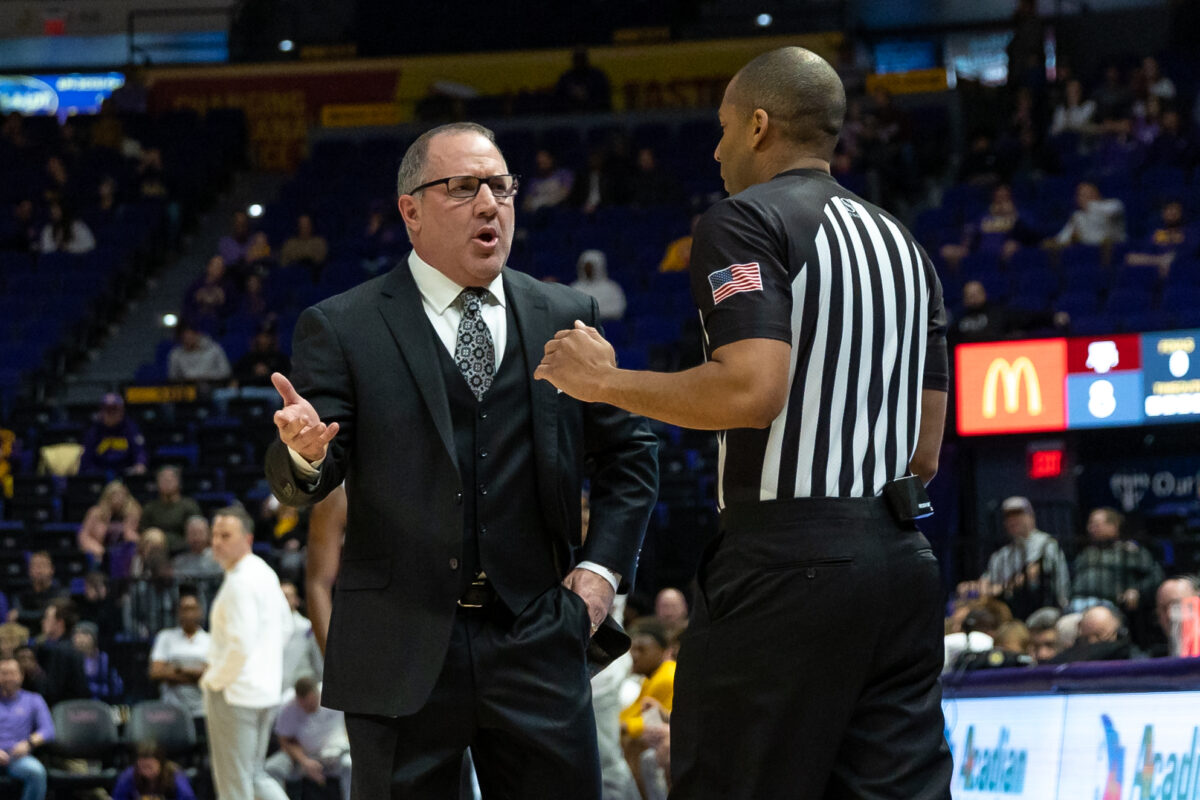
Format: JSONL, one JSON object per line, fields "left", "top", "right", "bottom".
{"left": 708, "top": 262, "right": 763, "bottom": 305}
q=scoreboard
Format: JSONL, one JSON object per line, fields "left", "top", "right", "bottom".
{"left": 955, "top": 329, "right": 1200, "bottom": 436}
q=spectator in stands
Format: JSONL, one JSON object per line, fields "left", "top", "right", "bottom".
{"left": 130, "top": 527, "right": 169, "bottom": 579}
{"left": 1026, "top": 606, "right": 1062, "bottom": 663}
{"left": 358, "top": 204, "right": 403, "bottom": 274}
{"left": 619, "top": 620, "right": 674, "bottom": 790}
{"left": 38, "top": 199, "right": 96, "bottom": 255}
{"left": 659, "top": 214, "right": 701, "bottom": 273}
{"left": 941, "top": 184, "right": 1039, "bottom": 267}
{"left": 280, "top": 582, "right": 322, "bottom": 687}
{"left": 265, "top": 677, "right": 351, "bottom": 800}
{"left": 654, "top": 588, "right": 689, "bottom": 632}
{"left": 149, "top": 587, "right": 211, "bottom": 727}
{"left": 1005, "top": 0, "right": 1045, "bottom": 91}
{"left": 200, "top": 506, "right": 291, "bottom": 800}
{"left": 112, "top": 742, "right": 197, "bottom": 800}
{"left": 14, "top": 647, "right": 44, "bottom": 697}
{"left": 958, "top": 496, "right": 1070, "bottom": 617}
{"left": 570, "top": 249, "right": 626, "bottom": 320}
{"left": 73, "top": 571, "right": 120, "bottom": 644}
{"left": 0, "top": 623, "right": 27, "bottom": 660}
{"left": 41, "top": 156, "right": 74, "bottom": 204}
{"left": 9, "top": 553, "right": 66, "bottom": 630}
{"left": 232, "top": 327, "right": 291, "bottom": 389}
{"left": 1151, "top": 576, "right": 1200, "bottom": 657}
{"left": 944, "top": 599, "right": 1008, "bottom": 671}
{"left": 570, "top": 147, "right": 630, "bottom": 213}
{"left": 949, "top": 280, "right": 1068, "bottom": 345}
{"left": 1052, "top": 181, "right": 1126, "bottom": 246}
{"left": 0, "top": 656, "right": 53, "bottom": 800}
{"left": 139, "top": 466, "right": 202, "bottom": 554}
{"left": 243, "top": 231, "right": 277, "bottom": 280}
{"left": 1125, "top": 200, "right": 1196, "bottom": 276}
{"left": 1140, "top": 56, "right": 1176, "bottom": 103}
{"left": 78, "top": 478, "right": 141, "bottom": 567}
{"left": 184, "top": 255, "right": 235, "bottom": 328}
{"left": 34, "top": 598, "right": 90, "bottom": 707}
{"left": 172, "top": 516, "right": 223, "bottom": 581}
{"left": 0, "top": 198, "right": 38, "bottom": 252}
{"left": 629, "top": 146, "right": 683, "bottom": 208}
{"left": 522, "top": 149, "right": 574, "bottom": 214}
{"left": 1070, "top": 507, "right": 1164, "bottom": 614}
{"left": 80, "top": 392, "right": 148, "bottom": 476}
{"left": 72, "top": 620, "right": 123, "bottom": 702}
{"left": 1050, "top": 604, "right": 1135, "bottom": 662}
{"left": 218, "top": 210, "right": 253, "bottom": 266}
{"left": 90, "top": 175, "right": 125, "bottom": 230}
{"left": 555, "top": 47, "right": 612, "bottom": 112}
{"left": 168, "top": 321, "right": 232, "bottom": 384}
{"left": 237, "top": 273, "right": 270, "bottom": 322}
{"left": 1049, "top": 79, "right": 1097, "bottom": 138}
{"left": 958, "top": 132, "right": 1003, "bottom": 186}
{"left": 1146, "top": 108, "right": 1195, "bottom": 169}
{"left": 993, "top": 620, "right": 1031, "bottom": 656}
{"left": 1092, "top": 64, "right": 1132, "bottom": 123}
{"left": 122, "top": 548, "right": 178, "bottom": 640}
{"left": 280, "top": 214, "right": 328, "bottom": 272}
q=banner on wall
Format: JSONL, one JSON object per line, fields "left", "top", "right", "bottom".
{"left": 944, "top": 695, "right": 1067, "bottom": 799}
{"left": 1078, "top": 455, "right": 1200, "bottom": 514}
{"left": 146, "top": 33, "right": 841, "bottom": 170}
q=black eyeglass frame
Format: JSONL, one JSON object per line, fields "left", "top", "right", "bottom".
{"left": 406, "top": 174, "right": 521, "bottom": 198}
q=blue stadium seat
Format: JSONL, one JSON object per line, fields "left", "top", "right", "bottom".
{"left": 1104, "top": 288, "right": 1154, "bottom": 315}
{"left": 1056, "top": 290, "right": 1101, "bottom": 316}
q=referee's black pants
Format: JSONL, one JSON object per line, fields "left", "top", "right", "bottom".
{"left": 670, "top": 497, "right": 952, "bottom": 800}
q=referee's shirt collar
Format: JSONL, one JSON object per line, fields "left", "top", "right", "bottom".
{"left": 407, "top": 250, "right": 507, "bottom": 313}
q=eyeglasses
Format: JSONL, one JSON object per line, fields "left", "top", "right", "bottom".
{"left": 407, "top": 174, "right": 520, "bottom": 199}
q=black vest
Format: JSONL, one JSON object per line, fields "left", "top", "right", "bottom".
{"left": 433, "top": 301, "right": 559, "bottom": 611}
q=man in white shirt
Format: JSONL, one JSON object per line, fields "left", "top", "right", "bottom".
{"left": 200, "top": 506, "right": 292, "bottom": 800}
{"left": 149, "top": 587, "right": 211, "bottom": 729}
{"left": 265, "top": 677, "right": 351, "bottom": 800}
{"left": 279, "top": 581, "right": 322, "bottom": 688}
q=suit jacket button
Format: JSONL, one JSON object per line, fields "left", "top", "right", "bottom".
{"left": 283, "top": 485, "right": 294, "bottom": 499}
{"left": 455, "top": 492, "right": 463, "bottom": 505}
{"left": 449, "top": 558, "right": 459, "bottom": 570}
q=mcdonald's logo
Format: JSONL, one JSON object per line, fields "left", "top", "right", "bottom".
{"left": 957, "top": 340, "right": 1066, "bottom": 435}
{"left": 982, "top": 357, "right": 1042, "bottom": 418}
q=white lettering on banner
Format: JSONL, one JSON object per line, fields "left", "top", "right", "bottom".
{"left": 1146, "top": 393, "right": 1200, "bottom": 417}
{"left": 1108, "top": 470, "right": 1200, "bottom": 511}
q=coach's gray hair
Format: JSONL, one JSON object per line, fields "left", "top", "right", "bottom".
{"left": 396, "top": 122, "right": 499, "bottom": 197}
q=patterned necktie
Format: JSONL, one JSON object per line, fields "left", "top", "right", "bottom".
{"left": 454, "top": 287, "right": 495, "bottom": 401}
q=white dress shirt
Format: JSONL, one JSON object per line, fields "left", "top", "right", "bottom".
{"left": 288, "top": 251, "right": 619, "bottom": 590}
{"left": 202, "top": 552, "right": 293, "bottom": 708}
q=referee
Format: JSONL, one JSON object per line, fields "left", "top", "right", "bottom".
{"left": 536, "top": 46, "right": 952, "bottom": 799}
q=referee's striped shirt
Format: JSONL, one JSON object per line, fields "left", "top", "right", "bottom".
{"left": 689, "top": 168, "right": 948, "bottom": 509}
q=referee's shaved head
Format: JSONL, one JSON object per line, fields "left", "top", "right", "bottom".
{"left": 728, "top": 47, "right": 846, "bottom": 159}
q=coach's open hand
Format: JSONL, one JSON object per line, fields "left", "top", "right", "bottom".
{"left": 534, "top": 320, "right": 617, "bottom": 403}
{"left": 271, "top": 372, "right": 340, "bottom": 463}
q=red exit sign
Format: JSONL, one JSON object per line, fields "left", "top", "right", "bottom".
{"left": 1029, "top": 448, "right": 1064, "bottom": 479}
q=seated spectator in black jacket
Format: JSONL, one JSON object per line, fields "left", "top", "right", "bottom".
{"left": 9, "top": 552, "right": 67, "bottom": 630}
{"left": 629, "top": 147, "right": 683, "bottom": 208}
{"left": 0, "top": 198, "right": 38, "bottom": 252}
{"left": 139, "top": 466, "right": 202, "bottom": 554}
{"left": 1125, "top": 200, "right": 1198, "bottom": 276}
{"left": 72, "top": 621, "right": 123, "bottom": 702}
{"left": 1048, "top": 604, "right": 1139, "bottom": 662}
{"left": 80, "top": 392, "right": 148, "bottom": 476}
{"left": 1146, "top": 109, "right": 1196, "bottom": 169}
{"left": 73, "top": 571, "right": 121, "bottom": 644}
{"left": 950, "top": 281, "right": 1068, "bottom": 344}
{"left": 184, "top": 255, "right": 236, "bottom": 329}
{"left": 555, "top": 47, "right": 611, "bottom": 112}
{"left": 35, "top": 598, "right": 91, "bottom": 707}
{"left": 231, "top": 328, "right": 291, "bottom": 388}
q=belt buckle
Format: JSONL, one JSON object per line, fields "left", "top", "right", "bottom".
{"left": 457, "top": 576, "right": 489, "bottom": 608}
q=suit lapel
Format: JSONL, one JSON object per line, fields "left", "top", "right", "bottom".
{"left": 505, "top": 270, "right": 559, "bottom": 512}
{"left": 377, "top": 265, "right": 458, "bottom": 474}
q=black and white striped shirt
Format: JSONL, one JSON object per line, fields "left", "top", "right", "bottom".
{"left": 689, "top": 169, "right": 948, "bottom": 508}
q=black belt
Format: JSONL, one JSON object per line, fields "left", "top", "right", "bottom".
{"left": 457, "top": 575, "right": 497, "bottom": 609}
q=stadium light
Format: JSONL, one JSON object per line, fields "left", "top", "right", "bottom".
{"left": 278, "top": 39, "right": 294, "bottom": 53}
{"left": 755, "top": 13, "right": 773, "bottom": 27}
{"left": 248, "top": 204, "right": 264, "bottom": 218}
{"left": 162, "top": 313, "right": 178, "bottom": 328}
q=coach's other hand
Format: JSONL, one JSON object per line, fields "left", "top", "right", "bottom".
{"left": 534, "top": 320, "right": 618, "bottom": 403}
{"left": 272, "top": 372, "right": 339, "bottom": 463}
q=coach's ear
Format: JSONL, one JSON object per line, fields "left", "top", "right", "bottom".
{"left": 398, "top": 194, "right": 420, "bottom": 236}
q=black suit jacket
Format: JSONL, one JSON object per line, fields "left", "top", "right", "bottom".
{"left": 265, "top": 263, "right": 658, "bottom": 716}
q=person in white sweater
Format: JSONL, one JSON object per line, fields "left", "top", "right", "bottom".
{"left": 168, "top": 323, "right": 232, "bottom": 383}
{"left": 201, "top": 506, "right": 292, "bottom": 800}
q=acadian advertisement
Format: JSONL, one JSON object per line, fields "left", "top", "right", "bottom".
{"left": 944, "top": 695, "right": 1066, "bottom": 799}
{"left": 1057, "top": 693, "right": 1200, "bottom": 800}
